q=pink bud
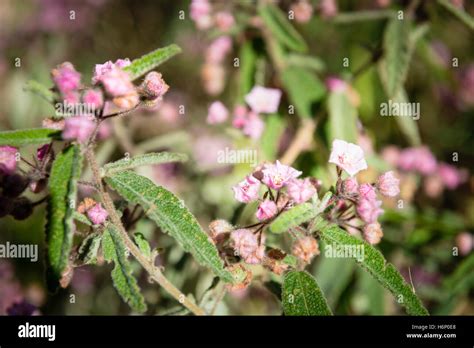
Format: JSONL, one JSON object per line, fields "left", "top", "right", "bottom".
{"left": 286, "top": 178, "right": 316, "bottom": 204}
{"left": 363, "top": 222, "right": 383, "bottom": 245}
{"left": 358, "top": 183, "right": 377, "bottom": 200}
{"left": 320, "top": 0, "right": 338, "bottom": 18}
{"left": 215, "top": 11, "right": 235, "bottom": 31}
{"left": 232, "top": 175, "right": 261, "bottom": 203}
{"left": 292, "top": 236, "right": 319, "bottom": 263}
{"left": 0, "top": 146, "right": 18, "bottom": 175}
{"left": 86, "top": 203, "right": 108, "bottom": 225}
{"left": 456, "top": 232, "right": 473, "bottom": 256}
{"left": 245, "top": 86, "right": 282, "bottom": 114}
{"left": 329, "top": 139, "right": 368, "bottom": 177}
{"left": 98, "top": 67, "right": 135, "bottom": 97}
{"left": 242, "top": 112, "right": 265, "bottom": 139}
{"left": 36, "top": 144, "right": 50, "bottom": 162}
{"left": 112, "top": 92, "right": 139, "bottom": 109}
{"left": 82, "top": 89, "right": 104, "bottom": 111}
{"left": 190, "top": 0, "right": 213, "bottom": 29}
{"left": 377, "top": 171, "right": 400, "bottom": 197}
{"left": 92, "top": 58, "right": 130, "bottom": 84}
{"left": 398, "top": 146, "right": 437, "bottom": 175}
{"left": 201, "top": 63, "right": 225, "bottom": 95}
{"left": 290, "top": 0, "right": 313, "bottom": 23}
{"left": 232, "top": 105, "right": 248, "bottom": 128}
{"left": 52, "top": 62, "right": 81, "bottom": 95}
{"left": 206, "top": 101, "right": 229, "bottom": 124}
{"left": 262, "top": 160, "right": 302, "bottom": 190}
{"left": 256, "top": 200, "right": 278, "bottom": 221}
{"left": 341, "top": 177, "right": 359, "bottom": 195}
{"left": 438, "top": 163, "right": 467, "bottom": 190}
{"left": 140, "top": 71, "right": 169, "bottom": 99}
{"left": 205, "top": 36, "right": 232, "bottom": 64}
{"left": 230, "top": 229, "right": 264, "bottom": 264}
{"left": 357, "top": 199, "right": 383, "bottom": 224}
{"left": 325, "top": 76, "right": 346, "bottom": 93}
{"left": 62, "top": 116, "right": 96, "bottom": 143}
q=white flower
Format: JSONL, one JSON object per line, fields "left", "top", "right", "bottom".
{"left": 245, "top": 86, "right": 282, "bottom": 114}
{"left": 329, "top": 139, "right": 367, "bottom": 176}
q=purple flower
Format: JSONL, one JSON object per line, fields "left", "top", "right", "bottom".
{"left": 0, "top": 146, "right": 18, "bottom": 175}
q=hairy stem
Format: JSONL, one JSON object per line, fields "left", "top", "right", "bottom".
{"left": 85, "top": 146, "right": 206, "bottom": 315}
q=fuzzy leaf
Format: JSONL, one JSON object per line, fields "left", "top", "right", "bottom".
{"left": 258, "top": 4, "right": 308, "bottom": 52}
{"left": 0, "top": 128, "right": 61, "bottom": 146}
{"left": 282, "top": 271, "right": 332, "bottom": 315}
{"left": 103, "top": 225, "right": 147, "bottom": 313}
{"left": 134, "top": 232, "right": 152, "bottom": 259}
{"left": 105, "top": 171, "right": 234, "bottom": 283}
{"left": 23, "top": 80, "right": 57, "bottom": 103}
{"left": 45, "top": 145, "right": 82, "bottom": 291}
{"left": 314, "top": 218, "right": 429, "bottom": 315}
{"left": 281, "top": 66, "right": 325, "bottom": 118}
{"left": 123, "top": 44, "right": 182, "bottom": 80}
{"left": 327, "top": 91, "right": 358, "bottom": 143}
{"left": 101, "top": 152, "right": 188, "bottom": 177}
{"left": 269, "top": 203, "right": 316, "bottom": 234}
{"left": 78, "top": 232, "right": 102, "bottom": 265}
{"left": 73, "top": 211, "right": 92, "bottom": 226}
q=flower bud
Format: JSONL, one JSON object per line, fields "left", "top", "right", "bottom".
{"left": 208, "top": 219, "right": 233, "bottom": 240}
{"left": 377, "top": 171, "right": 400, "bottom": 197}
{"left": 51, "top": 62, "right": 81, "bottom": 95}
{"left": 256, "top": 199, "right": 278, "bottom": 221}
{"left": 363, "top": 222, "right": 383, "bottom": 245}
{"left": 206, "top": 101, "right": 229, "bottom": 125}
{"left": 112, "top": 92, "right": 139, "bottom": 109}
{"left": 86, "top": 203, "right": 108, "bottom": 225}
{"left": 286, "top": 178, "right": 317, "bottom": 204}
{"left": 357, "top": 198, "right": 383, "bottom": 224}
{"left": 292, "top": 236, "right": 319, "bottom": 263}
{"left": 140, "top": 72, "right": 169, "bottom": 100}
{"left": 230, "top": 229, "right": 265, "bottom": 264}
{"left": 341, "top": 177, "right": 359, "bottom": 195}
{"left": 82, "top": 89, "right": 104, "bottom": 111}
{"left": 358, "top": 183, "right": 377, "bottom": 200}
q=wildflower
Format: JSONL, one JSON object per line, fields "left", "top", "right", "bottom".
{"left": 86, "top": 203, "right": 108, "bottom": 225}
{"left": 51, "top": 62, "right": 81, "bottom": 95}
{"left": 62, "top": 116, "right": 96, "bottom": 143}
{"left": 357, "top": 198, "right": 383, "bottom": 224}
{"left": 363, "top": 222, "right": 383, "bottom": 245}
{"left": 292, "top": 236, "right": 319, "bottom": 263}
{"left": 230, "top": 229, "right": 264, "bottom": 264}
{"left": 377, "top": 171, "right": 400, "bottom": 197}
{"left": 262, "top": 160, "right": 302, "bottom": 190}
{"left": 286, "top": 178, "right": 316, "bottom": 204}
{"left": 232, "top": 175, "right": 261, "bottom": 203}
{"left": 329, "top": 139, "right": 368, "bottom": 177}
{"left": 0, "top": 146, "right": 18, "bottom": 175}
{"left": 358, "top": 183, "right": 377, "bottom": 200}
{"left": 320, "top": 0, "right": 338, "bottom": 18}
{"left": 201, "top": 63, "right": 225, "bottom": 95}
{"left": 245, "top": 86, "right": 282, "bottom": 114}
{"left": 256, "top": 200, "right": 278, "bottom": 221}
{"left": 206, "top": 101, "right": 229, "bottom": 124}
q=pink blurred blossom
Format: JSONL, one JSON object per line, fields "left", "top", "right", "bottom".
{"left": 358, "top": 183, "right": 377, "bottom": 200}
{"left": 51, "top": 62, "right": 81, "bottom": 95}
{"left": 215, "top": 11, "right": 235, "bottom": 31}
{"left": 397, "top": 146, "right": 437, "bottom": 175}
{"left": 62, "top": 116, "right": 96, "bottom": 143}
{"left": 190, "top": 0, "right": 213, "bottom": 30}
{"left": 326, "top": 76, "right": 347, "bottom": 93}
{"left": 207, "top": 101, "right": 229, "bottom": 124}
{"left": 438, "top": 163, "right": 467, "bottom": 190}
{"left": 245, "top": 86, "right": 282, "bottom": 114}
{"left": 231, "top": 229, "right": 264, "bottom": 264}
{"left": 456, "top": 232, "right": 473, "bottom": 256}
{"left": 320, "top": 0, "right": 338, "bottom": 18}
{"left": 82, "top": 89, "right": 104, "bottom": 111}
{"left": 377, "top": 171, "right": 400, "bottom": 197}
{"left": 205, "top": 36, "right": 232, "bottom": 64}
{"left": 291, "top": 0, "right": 313, "bottom": 23}
{"left": 242, "top": 112, "right": 265, "bottom": 140}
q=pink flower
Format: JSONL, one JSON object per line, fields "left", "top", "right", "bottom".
{"left": 62, "top": 116, "right": 96, "bottom": 143}
{"left": 292, "top": 236, "right": 319, "bottom": 263}
{"left": 86, "top": 203, "right": 108, "bottom": 225}
{"left": 232, "top": 175, "right": 261, "bottom": 203}
{"left": 140, "top": 71, "right": 169, "bottom": 99}
{"left": 320, "top": 0, "right": 338, "bottom": 18}
{"left": 51, "top": 62, "right": 81, "bottom": 95}
{"left": 381, "top": 146, "right": 400, "bottom": 167}
{"left": 245, "top": 86, "right": 282, "bottom": 114}
{"left": 82, "top": 89, "right": 104, "bottom": 111}
{"left": 363, "top": 223, "right": 383, "bottom": 245}
{"left": 286, "top": 178, "right": 316, "bottom": 203}
{"left": 398, "top": 146, "right": 437, "bottom": 175}
{"left": 92, "top": 58, "right": 131, "bottom": 84}
{"left": 262, "top": 160, "right": 302, "bottom": 189}
{"left": 357, "top": 199, "right": 383, "bottom": 224}
{"left": 0, "top": 146, "right": 18, "bottom": 175}
{"left": 377, "top": 171, "right": 400, "bottom": 197}
{"left": 190, "top": 0, "right": 213, "bottom": 29}
{"left": 438, "top": 163, "right": 467, "bottom": 189}
{"left": 207, "top": 101, "right": 229, "bottom": 124}
{"left": 242, "top": 112, "right": 265, "bottom": 139}
{"left": 290, "top": 0, "right": 313, "bottom": 23}
{"left": 215, "top": 11, "right": 235, "bottom": 31}
{"left": 456, "top": 232, "right": 473, "bottom": 256}
{"left": 232, "top": 105, "right": 248, "bottom": 128}
{"left": 329, "top": 139, "right": 368, "bottom": 176}
{"left": 63, "top": 91, "right": 80, "bottom": 105}
{"left": 256, "top": 200, "right": 278, "bottom": 221}
{"left": 97, "top": 67, "right": 135, "bottom": 97}
{"left": 341, "top": 177, "right": 359, "bottom": 195}
{"left": 230, "top": 229, "right": 264, "bottom": 264}
{"left": 205, "top": 36, "right": 232, "bottom": 64}
{"left": 36, "top": 144, "right": 50, "bottom": 162}
{"left": 358, "top": 183, "right": 377, "bottom": 200}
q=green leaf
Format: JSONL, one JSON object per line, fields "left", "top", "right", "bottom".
{"left": 0, "top": 128, "right": 61, "bottom": 146}
{"left": 287, "top": 54, "right": 326, "bottom": 72}
{"left": 239, "top": 41, "right": 258, "bottom": 101}
{"left": 45, "top": 145, "right": 83, "bottom": 290}
{"left": 393, "top": 88, "right": 421, "bottom": 145}
{"left": 134, "top": 232, "right": 152, "bottom": 259}
{"left": 437, "top": 0, "right": 474, "bottom": 30}
{"left": 258, "top": 4, "right": 308, "bottom": 52}
{"left": 23, "top": 80, "right": 57, "bottom": 103}
{"left": 314, "top": 218, "right": 429, "bottom": 315}
{"left": 269, "top": 203, "right": 316, "bottom": 234}
{"left": 281, "top": 66, "right": 326, "bottom": 118}
{"left": 101, "top": 152, "right": 188, "bottom": 177}
{"left": 123, "top": 44, "right": 182, "bottom": 80}
{"left": 333, "top": 10, "right": 396, "bottom": 23}
{"left": 282, "top": 270, "right": 332, "bottom": 315}
{"left": 103, "top": 225, "right": 147, "bottom": 313}
{"left": 260, "top": 114, "right": 285, "bottom": 161}
{"left": 73, "top": 211, "right": 92, "bottom": 226}
{"left": 327, "top": 91, "right": 358, "bottom": 143}
{"left": 105, "top": 171, "right": 233, "bottom": 283}
{"left": 78, "top": 232, "right": 102, "bottom": 265}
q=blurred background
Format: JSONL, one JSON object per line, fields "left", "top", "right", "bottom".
{"left": 0, "top": 0, "right": 473, "bottom": 315}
